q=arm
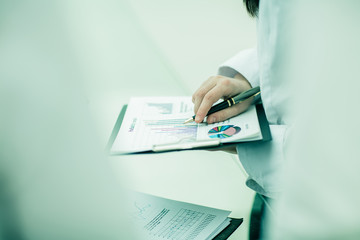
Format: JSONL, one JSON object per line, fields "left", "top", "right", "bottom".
{"left": 220, "top": 50, "right": 286, "bottom": 198}
{"left": 192, "top": 49, "right": 286, "bottom": 198}
{"left": 218, "top": 48, "right": 260, "bottom": 88}
{"left": 236, "top": 125, "right": 286, "bottom": 198}
{"left": 192, "top": 48, "right": 259, "bottom": 124}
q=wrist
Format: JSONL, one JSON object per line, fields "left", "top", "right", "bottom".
{"left": 234, "top": 73, "right": 253, "bottom": 89}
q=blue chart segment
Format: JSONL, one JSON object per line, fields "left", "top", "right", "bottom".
{"left": 208, "top": 125, "right": 241, "bottom": 139}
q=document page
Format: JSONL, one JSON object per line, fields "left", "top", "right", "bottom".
{"left": 111, "top": 97, "right": 262, "bottom": 153}
{"left": 130, "top": 192, "right": 231, "bottom": 240}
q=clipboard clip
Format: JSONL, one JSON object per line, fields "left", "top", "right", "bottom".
{"left": 152, "top": 139, "right": 221, "bottom": 152}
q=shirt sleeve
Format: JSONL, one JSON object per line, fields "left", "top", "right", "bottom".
{"left": 218, "top": 49, "right": 286, "bottom": 198}
{"left": 218, "top": 48, "right": 260, "bottom": 88}
{"left": 236, "top": 124, "right": 287, "bottom": 199}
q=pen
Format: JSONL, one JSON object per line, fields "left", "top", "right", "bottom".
{"left": 184, "top": 86, "right": 261, "bottom": 124}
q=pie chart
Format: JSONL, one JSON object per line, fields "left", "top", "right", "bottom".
{"left": 208, "top": 125, "right": 241, "bottom": 139}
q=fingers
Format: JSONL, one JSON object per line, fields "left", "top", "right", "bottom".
{"left": 194, "top": 84, "right": 229, "bottom": 123}
{"left": 206, "top": 96, "right": 253, "bottom": 124}
{"left": 192, "top": 77, "right": 217, "bottom": 113}
{"left": 192, "top": 76, "right": 233, "bottom": 123}
{"left": 192, "top": 75, "right": 251, "bottom": 123}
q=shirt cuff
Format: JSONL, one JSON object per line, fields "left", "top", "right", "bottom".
{"left": 236, "top": 124, "right": 287, "bottom": 199}
{"left": 218, "top": 48, "right": 260, "bottom": 88}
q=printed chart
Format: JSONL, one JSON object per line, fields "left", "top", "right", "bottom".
{"left": 141, "top": 118, "right": 198, "bottom": 144}
{"left": 145, "top": 103, "right": 173, "bottom": 115}
{"left": 208, "top": 125, "right": 241, "bottom": 139}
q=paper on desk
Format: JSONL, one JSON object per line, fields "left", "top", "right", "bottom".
{"left": 111, "top": 97, "right": 262, "bottom": 153}
{"left": 130, "top": 192, "right": 231, "bottom": 240}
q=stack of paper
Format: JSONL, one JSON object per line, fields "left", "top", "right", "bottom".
{"left": 130, "top": 192, "right": 236, "bottom": 240}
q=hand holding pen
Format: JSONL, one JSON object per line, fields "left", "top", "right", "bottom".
{"left": 187, "top": 74, "right": 259, "bottom": 124}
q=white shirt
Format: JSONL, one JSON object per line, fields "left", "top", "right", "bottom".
{"left": 221, "top": 0, "right": 360, "bottom": 238}
{"left": 265, "top": 1, "right": 360, "bottom": 239}
{"left": 218, "top": 0, "right": 292, "bottom": 199}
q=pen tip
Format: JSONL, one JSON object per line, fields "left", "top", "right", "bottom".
{"left": 184, "top": 118, "right": 194, "bottom": 124}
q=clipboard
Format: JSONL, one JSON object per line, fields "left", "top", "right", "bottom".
{"left": 213, "top": 218, "right": 243, "bottom": 240}
{"left": 106, "top": 103, "right": 271, "bottom": 154}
